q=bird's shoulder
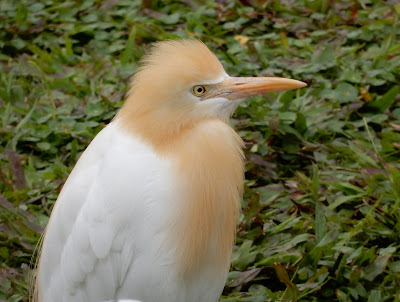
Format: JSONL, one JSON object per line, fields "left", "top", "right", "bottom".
{"left": 43, "top": 121, "right": 173, "bottom": 252}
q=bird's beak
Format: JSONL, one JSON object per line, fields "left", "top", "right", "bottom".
{"left": 210, "top": 77, "right": 307, "bottom": 100}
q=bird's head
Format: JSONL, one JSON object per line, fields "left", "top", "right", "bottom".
{"left": 117, "top": 40, "right": 306, "bottom": 143}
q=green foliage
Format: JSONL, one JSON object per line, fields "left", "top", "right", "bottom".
{"left": 1, "top": 0, "right": 400, "bottom": 301}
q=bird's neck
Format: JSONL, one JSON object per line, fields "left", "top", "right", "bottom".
{"left": 116, "top": 103, "right": 244, "bottom": 274}
{"left": 116, "top": 93, "right": 205, "bottom": 152}
{"left": 166, "top": 119, "right": 244, "bottom": 274}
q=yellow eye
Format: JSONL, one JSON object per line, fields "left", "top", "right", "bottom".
{"left": 192, "top": 85, "right": 208, "bottom": 96}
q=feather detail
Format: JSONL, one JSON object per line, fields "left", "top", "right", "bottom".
{"left": 170, "top": 119, "right": 244, "bottom": 274}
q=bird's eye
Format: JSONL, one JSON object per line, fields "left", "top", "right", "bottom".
{"left": 192, "top": 85, "right": 208, "bottom": 97}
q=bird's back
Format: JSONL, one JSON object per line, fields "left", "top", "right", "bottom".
{"left": 37, "top": 119, "right": 243, "bottom": 302}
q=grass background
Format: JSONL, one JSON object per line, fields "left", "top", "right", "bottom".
{"left": 1, "top": 0, "right": 400, "bottom": 301}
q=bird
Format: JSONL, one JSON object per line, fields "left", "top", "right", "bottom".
{"left": 34, "top": 39, "right": 306, "bottom": 302}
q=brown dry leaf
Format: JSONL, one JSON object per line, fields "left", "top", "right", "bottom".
{"left": 290, "top": 191, "right": 305, "bottom": 201}
{"left": 142, "top": 8, "right": 163, "bottom": 19}
{"left": 389, "top": 123, "right": 400, "bottom": 131}
{"left": 290, "top": 198, "right": 314, "bottom": 214}
{"left": 274, "top": 263, "right": 298, "bottom": 298}
{"left": 393, "top": 143, "right": 400, "bottom": 149}
{"left": 360, "top": 87, "right": 372, "bottom": 102}
{"left": 248, "top": 154, "right": 276, "bottom": 169}
{"left": 268, "top": 114, "right": 280, "bottom": 133}
{"left": 238, "top": 192, "right": 265, "bottom": 235}
{"left": 234, "top": 35, "right": 249, "bottom": 45}
{"left": 301, "top": 143, "right": 320, "bottom": 152}
{"left": 360, "top": 167, "right": 386, "bottom": 176}
{"left": 6, "top": 150, "right": 27, "bottom": 190}
{"left": 0, "top": 194, "right": 43, "bottom": 234}
{"left": 227, "top": 268, "right": 262, "bottom": 287}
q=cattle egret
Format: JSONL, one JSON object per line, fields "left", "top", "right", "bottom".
{"left": 35, "top": 40, "right": 306, "bottom": 302}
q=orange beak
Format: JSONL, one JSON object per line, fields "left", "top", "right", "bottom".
{"left": 210, "top": 77, "right": 307, "bottom": 100}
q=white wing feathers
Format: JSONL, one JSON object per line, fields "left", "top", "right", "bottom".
{"left": 39, "top": 122, "right": 169, "bottom": 302}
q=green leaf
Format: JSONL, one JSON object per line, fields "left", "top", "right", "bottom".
{"left": 120, "top": 26, "right": 137, "bottom": 65}
{"left": 334, "top": 83, "right": 358, "bottom": 103}
{"left": 364, "top": 254, "right": 391, "bottom": 281}
{"left": 37, "top": 142, "right": 51, "bottom": 151}
{"left": 84, "top": 102, "right": 106, "bottom": 118}
{"left": 279, "top": 112, "right": 297, "bottom": 122}
{"left": 395, "top": 3, "right": 400, "bottom": 14}
{"left": 328, "top": 194, "right": 363, "bottom": 210}
{"left": 367, "top": 290, "right": 382, "bottom": 302}
{"left": 367, "top": 85, "right": 400, "bottom": 112}
{"left": 11, "top": 38, "right": 26, "bottom": 50}
{"left": 232, "top": 240, "right": 257, "bottom": 270}
{"left": 64, "top": 34, "right": 73, "bottom": 57}
{"left": 390, "top": 261, "right": 400, "bottom": 273}
{"left": 160, "top": 12, "right": 181, "bottom": 25}
{"left": 313, "top": 45, "right": 336, "bottom": 65}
